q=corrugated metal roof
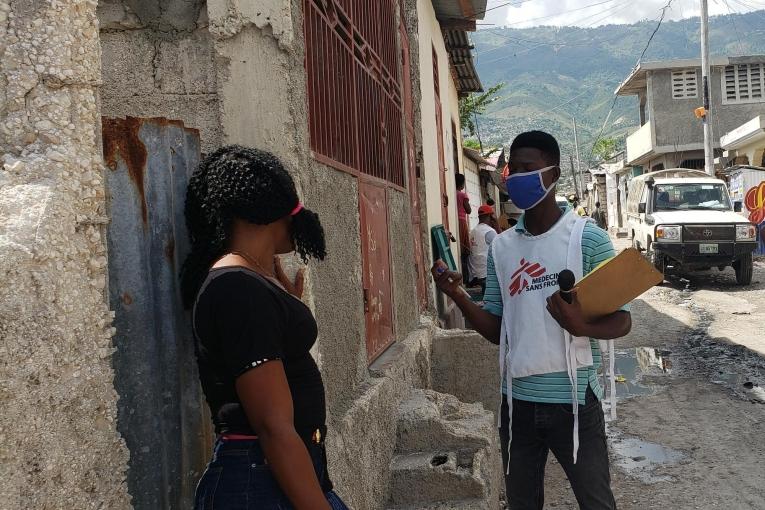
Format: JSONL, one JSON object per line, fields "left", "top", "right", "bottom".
{"left": 431, "top": 0, "right": 488, "bottom": 21}
{"left": 444, "top": 29, "right": 483, "bottom": 95}
{"left": 463, "top": 146, "right": 492, "bottom": 166}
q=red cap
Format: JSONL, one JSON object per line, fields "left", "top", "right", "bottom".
{"left": 478, "top": 205, "right": 494, "bottom": 216}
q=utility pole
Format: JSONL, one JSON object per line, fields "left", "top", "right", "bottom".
{"left": 572, "top": 117, "right": 584, "bottom": 196}
{"left": 569, "top": 154, "right": 580, "bottom": 198}
{"left": 700, "top": 0, "right": 715, "bottom": 175}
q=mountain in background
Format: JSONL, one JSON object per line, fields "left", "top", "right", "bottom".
{"left": 471, "top": 10, "right": 765, "bottom": 180}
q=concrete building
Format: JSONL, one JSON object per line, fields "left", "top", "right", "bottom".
{"left": 720, "top": 114, "right": 765, "bottom": 168}
{"left": 586, "top": 167, "right": 607, "bottom": 215}
{"left": 720, "top": 115, "right": 765, "bottom": 254}
{"left": 602, "top": 158, "right": 635, "bottom": 231}
{"left": 416, "top": 0, "right": 483, "bottom": 259}
{"left": 1, "top": 0, "right": 501, "bottom": 509}
{"left": 462, "top": 147, "right": 502, "bottom": 230}
{"left": 616, "top": 56, "right": 765, "bottom": 171}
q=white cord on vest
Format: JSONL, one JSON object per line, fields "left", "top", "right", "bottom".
{"left": 565, "top": 332, "right": 580, "bottom": 464}
{"left": 608, "top": 339, "right": 617, "bottom": 420}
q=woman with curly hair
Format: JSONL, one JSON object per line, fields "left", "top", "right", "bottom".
{"left": 182, "top": 145, "right": 347, "bottom": 509}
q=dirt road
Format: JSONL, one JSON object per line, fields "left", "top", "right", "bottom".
{"left": 541, "top": 240, "right": 765, "bottom": 509}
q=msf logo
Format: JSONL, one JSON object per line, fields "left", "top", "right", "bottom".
{"left": 509, "top": 258, "right": 547, "bottom": 296}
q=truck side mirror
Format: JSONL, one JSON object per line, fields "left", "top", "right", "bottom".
{"left": 734, "top": 201, "right": 743, "bottom": 212}
{"left": 638, "top": 203, "right": 647, "bottom": 214}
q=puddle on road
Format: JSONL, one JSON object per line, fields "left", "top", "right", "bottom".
{"left": 608, "top": 430, "right": 686, "bottom": 484}
{"left": 711, "top": 372, "right": 765, "bottom": 402}
{"left": 609, "top": 348, "right": 672, "bottom": 399}
{"left": 605, "top": 349, "right": 686, "bottom": 483}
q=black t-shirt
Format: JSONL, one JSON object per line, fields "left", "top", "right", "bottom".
{"left": 193, "top": 267, "right": 326, "bottom": 440}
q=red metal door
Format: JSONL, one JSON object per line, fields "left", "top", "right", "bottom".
{"left": 359, "top": 180, "right": 395, "bottom": 361}
{"left": 401, "top": 24, "right": 428, "bottom": 310}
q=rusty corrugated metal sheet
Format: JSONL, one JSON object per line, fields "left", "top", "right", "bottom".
{"left": 103, "top": 117, "right": 213, "bottom": 510}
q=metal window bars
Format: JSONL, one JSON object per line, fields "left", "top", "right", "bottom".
{"left": 304, "top": 0, "right": 405, "bottom": 187}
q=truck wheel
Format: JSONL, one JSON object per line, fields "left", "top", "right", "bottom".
{"left": 646, "top": 242, "right": 665, "bottom": 276}
{"left": 734, "top": 253, "right": 753, "bottom": 285}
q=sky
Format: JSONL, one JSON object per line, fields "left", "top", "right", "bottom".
{"left": 479, "top": 0, "right": 765, "bottom": 29}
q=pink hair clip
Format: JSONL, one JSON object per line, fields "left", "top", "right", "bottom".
{"left": 290, "top": 202, "right": 304, "bottom": 216}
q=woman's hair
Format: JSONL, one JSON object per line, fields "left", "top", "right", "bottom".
{"left": 455, "top": 173, "right": 466, "bottom": 188}
{"left": 180, "top": 145, "right": 326, "bottom": 308}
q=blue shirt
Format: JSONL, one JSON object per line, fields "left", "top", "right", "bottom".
{"left": 483, "top": 207, "right": 628, "bottom": 404}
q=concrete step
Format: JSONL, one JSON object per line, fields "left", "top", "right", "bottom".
{"left": 396, "top": 390, "right": 495, "bottom": 455}
{"left": 385, "top": 498, "right": 490, "bottom": 510}
{"left": 388, "top": 450, "right": 487, "bottom": 507}
{"left": 387, "top": 389, "right": 502, "bottom": 509}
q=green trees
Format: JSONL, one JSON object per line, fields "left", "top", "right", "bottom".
{"left": 459, "top": 83, "right": 505, "bottom": 137}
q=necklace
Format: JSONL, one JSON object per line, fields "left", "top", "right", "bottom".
{"left": 229, "top": 250, "right": 276, "bottom": 278}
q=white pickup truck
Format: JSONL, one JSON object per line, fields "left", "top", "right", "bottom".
{"left": 626, "top": 169, "right": 758, "bottom": 285}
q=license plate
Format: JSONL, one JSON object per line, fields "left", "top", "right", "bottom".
{"left": 699, "top": 243, "right": 718, "bottom": 254}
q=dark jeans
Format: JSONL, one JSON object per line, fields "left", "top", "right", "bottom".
{"left": 499, "top": 388, "right": 616, "bottom": 510}
{"left": 194, "top": 438, "right": 348, "bottom": 509}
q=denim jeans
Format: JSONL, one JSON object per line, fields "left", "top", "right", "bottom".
{"left": 499, "top": 387, "right": 616, "bottom": 510}
{"left": 194, "top": 438, "right": 349, "bottom": 509}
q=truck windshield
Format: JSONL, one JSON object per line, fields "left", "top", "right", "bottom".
{"left": 653, "top": 183, "right": 732, "bottom": 211}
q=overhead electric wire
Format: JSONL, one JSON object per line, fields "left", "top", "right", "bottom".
{"left": 476, "top": 0, "right": 637, "bottom": 60}
{"left": 720, "top": 0, "right": 747, "bottom": 54}
{"left": 500, "top": 0, "right": 621, "bottom": 27}
{"left": 528, "top": 89, "right": 592, "bottom": 121}
{"left": 575, "top": 0, "right": 637, "bottom": 28}
{"left": 473, "top": 0, "right": 529, "bottom": 18}
{"left": 477, "top": 1, "right": 634, "bottom": 66}
{"left": 586, "top": 0, "right": 676, "bottom": 167}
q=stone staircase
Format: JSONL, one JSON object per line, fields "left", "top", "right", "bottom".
{"left": 385, "top": 390, "right": 501, "bottom": 510}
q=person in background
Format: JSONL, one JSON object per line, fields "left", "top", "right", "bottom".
{"left": 181, "top": 146, "right": 347, "bottom": 510}
{"left": 468, "top": 205, "right": 499, "bottom": 294}
{"left": 591, "top": 201, "right": 607, "bottom": 230}
{"left": 456, "top": 173, "right": 472, "bottom": 281}
{"left": 497, "top": 212, "right": 510, "bottom": 233}
{"left": 486, "top": 198, "right": 506, "bottom": 233}
{"left": 569, "top": 194, "right": 586, "bottom": 217}
{"left": 432, "top": 131, "right": 630, "bottom": 510}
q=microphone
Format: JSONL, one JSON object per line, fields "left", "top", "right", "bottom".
{"left": 558, "top": 269, "right": 575, "bottom": 304}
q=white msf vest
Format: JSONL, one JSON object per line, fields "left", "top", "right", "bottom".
{"left": 468, "top": 223, "right": 495, "bottom": 280}
{"left": 491, "top": 210, "right": 594, "bottom": 465}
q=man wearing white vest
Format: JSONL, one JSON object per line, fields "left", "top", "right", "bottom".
{"left": 432, "top": 131, "right": 631, "bottom": 510}
{"left": 468, "top": 204, "right": 498, "bottom": 294}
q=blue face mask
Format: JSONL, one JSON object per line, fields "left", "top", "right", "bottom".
{"left": 505, "top": 166, "right": 557, "bottom": 210}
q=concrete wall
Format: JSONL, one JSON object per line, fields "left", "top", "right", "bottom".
{"left": 644, "top": 150, "right": 705, "bottom": 172}
{"left": 0, "top": 0, "right": 459, "bottom": 507}
{"left": 417, "top": 0, "right": 459, "bottom": 253}
{"left": 431, "top": 330, "right": 500, "bottom": 415}
{"left": 211, "top": 1, "right": 436, "bottom": 506}
{"left": 98, "top": 0, "right": 222, "bottom": 154}
{"left": 0, "top": 1, "right": 131, "bottom": 507}
{"left": 650, "top": 66, "right": 765, "bottom": 151}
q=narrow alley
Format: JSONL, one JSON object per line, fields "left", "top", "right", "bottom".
{"left": 4, "top": 1, "right": 765, "bottom": 509}
{"left": 541, "top": 238, "right": 765, "bottom": 509}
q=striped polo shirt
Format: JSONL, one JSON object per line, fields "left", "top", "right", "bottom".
{"left": 483, "top": 207, "right": 628, "bottom": 404}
